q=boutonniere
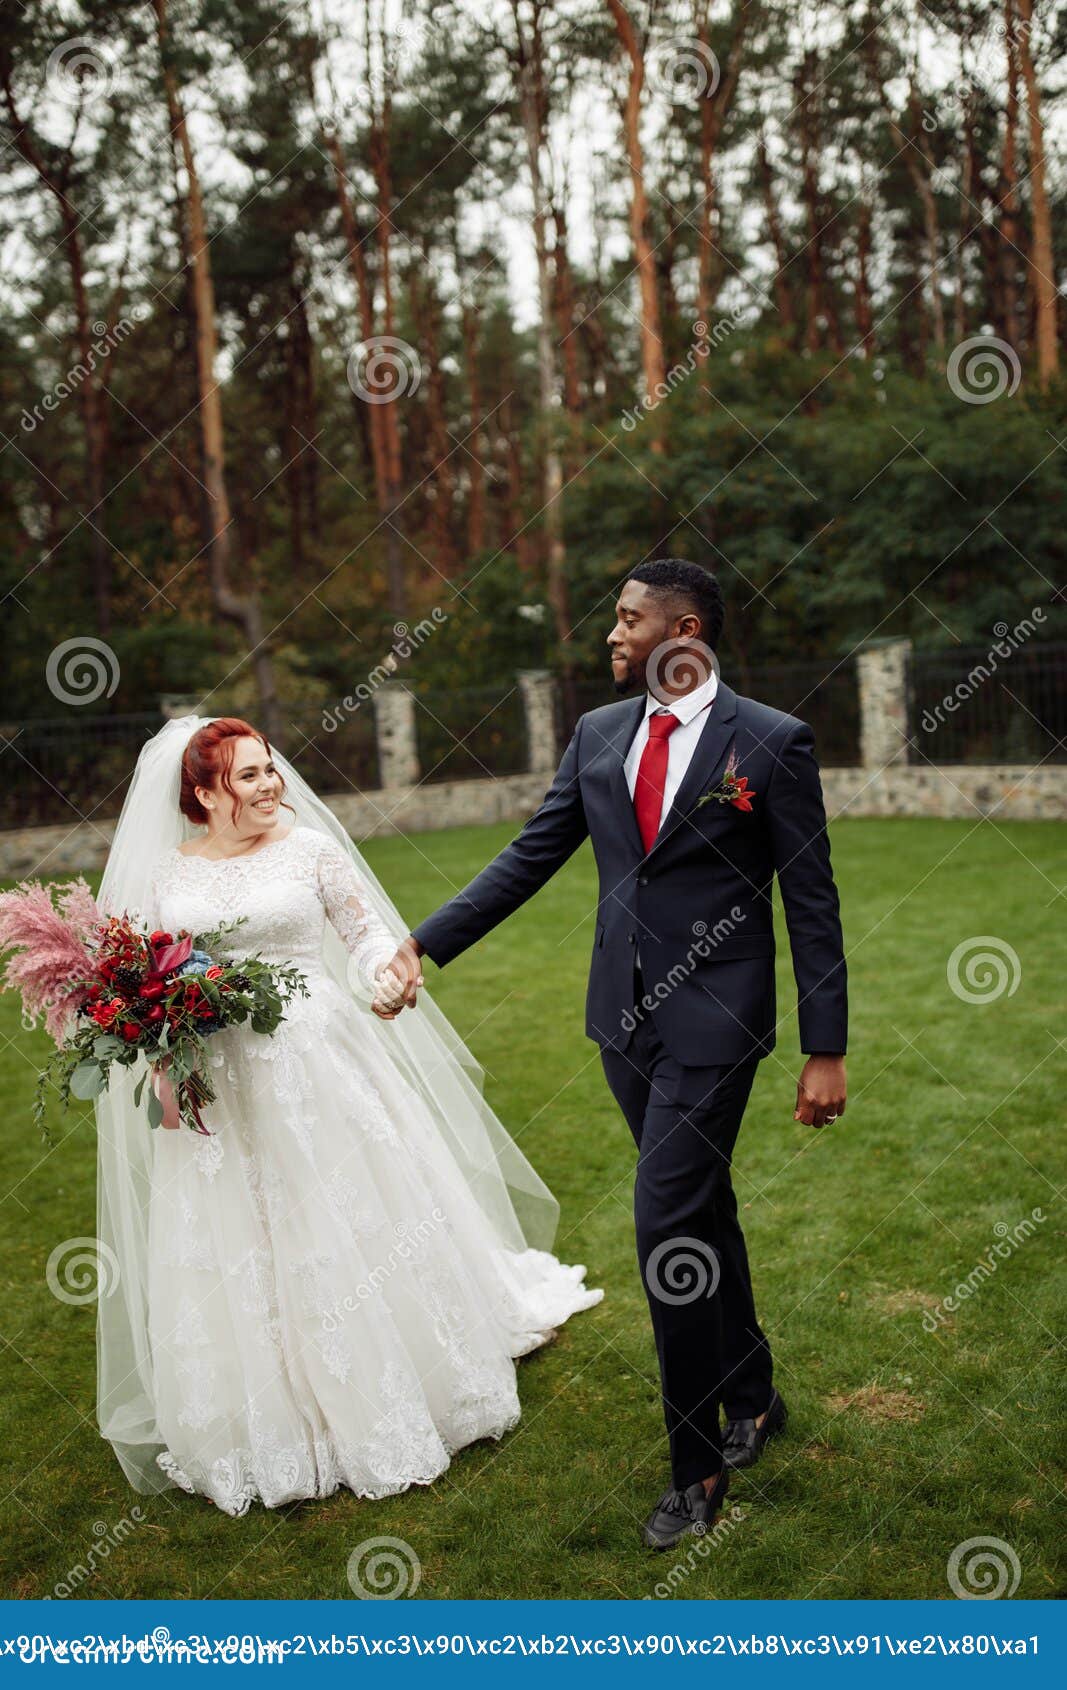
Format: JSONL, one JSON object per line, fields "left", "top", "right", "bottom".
{"left": 696, "top": 749, "right": 754, "bottom": 812}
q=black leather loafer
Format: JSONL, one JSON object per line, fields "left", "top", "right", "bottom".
{"left": 642, "top": 1468, "right": 729, "bottom": 1551}
{"left": 722, "top": 1388, "right": 787, "bottom": 1470}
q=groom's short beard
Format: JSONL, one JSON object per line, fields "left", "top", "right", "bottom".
{"left": 613, "top": 660, "right": 640, "bottom": 695}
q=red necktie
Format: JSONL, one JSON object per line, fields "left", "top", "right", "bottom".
{"left": 633, "top": 711, "right": 680, "bottom": 853}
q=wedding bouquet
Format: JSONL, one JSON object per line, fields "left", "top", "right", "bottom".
{"left": 0, "top": 878, "right": 308, "bottom": 1136}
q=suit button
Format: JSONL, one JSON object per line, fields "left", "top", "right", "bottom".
{"left": 638, "top": 874, "right": 648, "bottom": 886}
{"left": 627, "top": 932, "right": 635, "bottom": 944}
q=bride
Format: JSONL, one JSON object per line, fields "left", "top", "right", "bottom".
{"left": 96, "top": 715, "right": 602, "bottom": 1516}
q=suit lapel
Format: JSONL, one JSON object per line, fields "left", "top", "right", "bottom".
{"left": 596, "top": 685, "right": 739, "bottom": 864}
{"left": 646, "top": 682, "right": 738, "bottom": 859}
{"left": 601, "top": 697, "right": 647, "bottom": 859}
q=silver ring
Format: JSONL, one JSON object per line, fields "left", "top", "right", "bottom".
{"left": 825, "top": 1112, "right": 838, "bottom": 1122}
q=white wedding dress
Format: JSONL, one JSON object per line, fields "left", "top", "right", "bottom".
{"left": 142, "top": 825, "right": 602, "bottom": 1516}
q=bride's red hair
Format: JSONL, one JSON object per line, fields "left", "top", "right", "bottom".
{"left": 179, "top": 718, "right": 289, "bottom": 826}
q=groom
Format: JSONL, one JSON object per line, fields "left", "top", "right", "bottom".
{"left": 381, "top": 559, "right": 848, "bottom": 1549}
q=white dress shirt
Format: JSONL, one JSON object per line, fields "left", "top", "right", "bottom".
{"left": 625, "top": 665, "right": 716, "bottom": 980}
{"left": 623, "top": 670, "right": 720, "bottom": 837}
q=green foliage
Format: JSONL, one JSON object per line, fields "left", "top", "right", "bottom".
{"left": 560, "top": 344, "right": 1067, "bottom": 674}
{"left": 1, "top": 0, "right": 1064, "bottom": 731}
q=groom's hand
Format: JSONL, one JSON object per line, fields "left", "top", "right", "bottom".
{"left": 371, "top": 937, "right": 425, "bottom": 1018}
{"left": 794, "top": 1054, "right": 847, "bottom": 1128}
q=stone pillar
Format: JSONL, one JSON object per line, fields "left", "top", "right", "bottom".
{"left": 857, "top": 637, "right": 912, "bottom": 768}
{"left": 518, "top": 669, "right": 559, "bottom": 774}
{"left": 373, "top": 682, "right": 419, "bottom": 789}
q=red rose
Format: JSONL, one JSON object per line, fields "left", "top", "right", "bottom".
{"left": 145, "top": 1005, "right": 166, "bottom": 1025}
{"left": 149, "top": 930, "right": 173, "bottom": 948}
{"left": 139, "top": 979, "right": 165, "bottom": 1001}
{"left": 204, "top": 966, "right": 224, "bottom": 981}
{"left": 119, "top": 1021, "right": 141, "bottom": 1041}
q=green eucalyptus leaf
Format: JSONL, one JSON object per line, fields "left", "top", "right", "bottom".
{"left": 70, "top": 1061, "right": 106, "bottom": 1101}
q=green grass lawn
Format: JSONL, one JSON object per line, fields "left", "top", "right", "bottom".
{"left": 0, "top": 816, "right": 1063, "bottom": 1601}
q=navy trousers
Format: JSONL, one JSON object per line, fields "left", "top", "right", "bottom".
{"left": 600, "top": 984, "right": 772, "bottom": 1488}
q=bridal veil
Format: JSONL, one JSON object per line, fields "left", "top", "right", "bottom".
{"left": 95, "top": 716, "right": 560, "bottom": 1493}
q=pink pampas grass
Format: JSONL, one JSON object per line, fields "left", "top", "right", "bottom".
{"left": 0, "top": 878, "right": 102, "bottom": 1042}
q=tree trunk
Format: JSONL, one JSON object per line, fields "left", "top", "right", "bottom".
{"left": 907, "top": 82, "right": 945, "bottom": 355}
{"left": 953, "top": 88, "right": 976, "bottom": 344}
{"left": 152, "top": 0, "right": 281, "bottom": 743}
{"left": 499, "top": 396, "right": 533, "bottom": 571}
{"left": 794, "top": 51, "right": 842, "bottom": 354}
{"left": 855, "top": 196, "right": 875, "bottom": 354}
{"left": 552, "top": 202, "right": 583, "bottom": 420}
{"left": 967, "top": 112, "right": 1002, "bottom": 333}
{"left": 657, "top": 195, "right": 682, "bottom": 359}
{"left": 1, "top": 76, "right": 110, "bottom": 634}
{"left": 1015, "top": 0, "right": 1058, "bottom": 387}
{"left": 999, "top": 1, "right": 1023, "bottom": 349}
{"left": 862, "top": 35, "right": 944, "bottom": 360}
{"left": 322, "top": 126, "right": 388, "bottom": 499}
{"left": 511, "top": 0, "right": 576, "bottom": 716}
{"left": 605, "top": 0, "right": 667, "bottom": 437}
{"left": 757, "top": 132, "right": 796, "bottom": 337}
{"left": 695, "top": 0, "right": 749, "bottom": 324}
{"left": 461, "top": 297, "right": 487, "bottom": 556}
{"left": 283, "top": 273, "right": 318, "bottom": 566}
{"left": 366, "top": 3, "right": 407, "bottom": 615}
{"left": 417, "top": 269, "right": 458, "bottom": 574}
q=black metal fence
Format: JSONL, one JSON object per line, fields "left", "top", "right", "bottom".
{"left": 413, "top": 684, "right": 528, "bottom": 784}
{"left": 742, "top": 659, "right": 861, "bottom": 766}
{"left": 3, "top": 648, "right": 1062, "bottom": 832}
{"left": 556, "top": 658, "right": 862, "bottom": 767}
{"left": 0, "top": 711, "right": 165, "bottom": 832}
{"left": 908, "top": 642, "right": 1067, "bottom": 766}
{"left": 0, "top": 705, "right": 384, "bottom": 832}
{"left": 284, "top": 704, "right": 380, "bottom": 796}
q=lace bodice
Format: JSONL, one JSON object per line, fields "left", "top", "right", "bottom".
{"left": 151, "top": 826, "right": 398, "bottom": 992}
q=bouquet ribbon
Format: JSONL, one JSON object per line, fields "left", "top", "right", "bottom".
{"left": 151, "top": 1061, "right": 210, "bottom": 1134}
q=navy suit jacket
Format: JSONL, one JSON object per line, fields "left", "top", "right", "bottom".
{"left": 413, "top": 683, "right": 848, "bottom": 1067}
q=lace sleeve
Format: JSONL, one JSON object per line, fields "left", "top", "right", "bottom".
{"left": 314, "top": 835, "right": 399, "bottom": 992}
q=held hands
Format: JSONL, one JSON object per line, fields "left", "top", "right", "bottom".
{"left": 370, "top": 938, "right": 425, "bottom": 1019}
{"left": 794, "top": 1054, "right": 847, "bottom": 1129}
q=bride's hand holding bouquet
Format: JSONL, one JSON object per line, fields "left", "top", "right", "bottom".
{"left": 0, "top": 880, "right": 308, "bottom": 1135}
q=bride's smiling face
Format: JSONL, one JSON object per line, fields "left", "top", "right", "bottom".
{"left": 196, "top": 735, "right": 285, "bottom": 842}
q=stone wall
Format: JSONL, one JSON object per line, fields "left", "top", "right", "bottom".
{"left": 2, "top": 762, "right": 1060, "bottom": 882}
{"left": 821, "top": 763, "right": 1064, "bottom": 822}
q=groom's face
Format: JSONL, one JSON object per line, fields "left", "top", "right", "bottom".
{"left": 608, "top": 581, "right": 686, "bottom": 695}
